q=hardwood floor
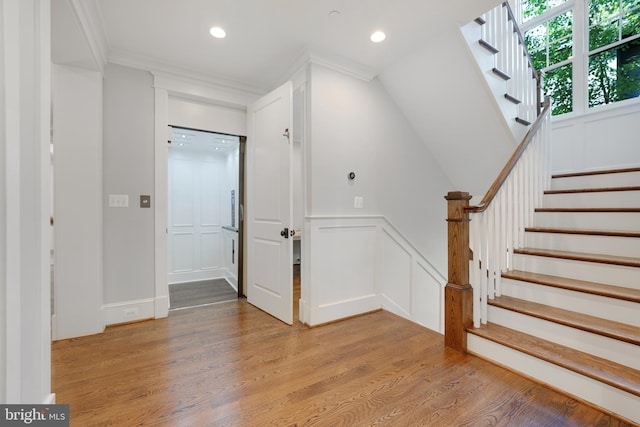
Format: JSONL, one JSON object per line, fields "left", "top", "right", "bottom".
{"left": 51, "top": 299, "right": 633, "bottom": 426}
{"left": 169, "top": 279, "right": 237, "bottom": 310}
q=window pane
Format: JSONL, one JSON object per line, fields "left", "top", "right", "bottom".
{"left": 590, "top": 0, "right": 619, "bottom": 25}
{"left": 549, "top": 11, "right": 573, "bottom": 41}
{"left": 590, "top": 19, "right": 620, "bottom": 50}
{"left": 622, "top": 11, "right": 640, "bottom": 38}
{"left": 530, "top": 48, "right": 548, "bottom": 70}
{"left": 589, "top": 41, "right": 640, "bottom": 107}
{"left": 549, "top": 38, "right": 573, "bottom": 64}
{"left": 544, "top": 64, "right": 573, "bottom": 115}
{"left": 522, "top": 0, "right": 568, "bottom": 21}
{"left": 623, "top": 0, "right": 640, "bottom": 13}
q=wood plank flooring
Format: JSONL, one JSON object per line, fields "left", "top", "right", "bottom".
{"left": 51, "top": 300, "right": 633, "bottom": 426}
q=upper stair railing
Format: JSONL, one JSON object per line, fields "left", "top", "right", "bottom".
{"left": 478, "top": 1, "right": 542, "bottom": 125}
{"left": 444, "top": 1, "right": 552, "bottom": 352}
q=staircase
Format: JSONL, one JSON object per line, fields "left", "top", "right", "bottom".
{"left": 467, "top": 167, "right": 640, "bottom": 424}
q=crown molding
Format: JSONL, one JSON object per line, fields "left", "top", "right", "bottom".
{"left": 68, "top": 0, "right": 108, "bottom": 71}
{"left": 269, "top": 46, "right": 380, "bottom": 90}
{"left": 306, "top": 48, "right": 379, "bottom": 82}
{"left": 108, "top": 49, "right": 267, "bottom": 99}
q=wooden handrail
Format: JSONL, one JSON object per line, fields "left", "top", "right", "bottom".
{"left": 502, "top": 2, "right": 536, "bottom": 77}
{"left": 467, "top": 96, "right": 551, "bottom": 213}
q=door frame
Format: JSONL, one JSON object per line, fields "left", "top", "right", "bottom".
{"left": 166, "top": 125, "right": 244, "bottom": 293}
{"left": 153, "top": 74, "right": 305, "bottom": 321}
{"left": 153, "top": 77, "right": 257, "bottom": 319}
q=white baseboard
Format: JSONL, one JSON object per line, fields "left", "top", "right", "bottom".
{"left": 168, "top": 269, "right": 225, "bottom": 285}
{"left": 155, "top": 295, "right": 169, "bottom": 319}
{"left": 103, "top": 298, "right": 155, "bottom": 326}
{"left": 43, "top": 393, "right": 56, "bottom": 404}
{"left": 380, "top": 293, "right": 411, "bottom": 320}
{"left": 225, "top": 272, "right": 238, "bottom": 292}
{"left": 309, "top": 294, "right": 380, "bottom": 326}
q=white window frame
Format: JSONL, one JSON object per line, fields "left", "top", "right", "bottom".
{"left": 518, "top": 0, "right": 640, "bottom": 116}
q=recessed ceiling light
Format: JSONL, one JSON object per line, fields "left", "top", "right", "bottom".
{"left": 209, "top": 27, "right": 226, "bottom": 39}
{"left": 370, "top": 31, "right": 386, "bottom": 43}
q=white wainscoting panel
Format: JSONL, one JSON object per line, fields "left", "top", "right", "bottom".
{"left": 377, "top": 228, "right": 412, "bottom": 318}
{"left": 306, "top": 216, "right": 446, "bottom": 332}
{"left": 551, "top": 101, "right": 640, "bottom": 174}
{"left": 200, "top": 231, "right": 221, "bottom": 270}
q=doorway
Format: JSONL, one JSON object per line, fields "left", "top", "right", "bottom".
{"left": 167, "top": 127, "right": 242, "bottom": 310}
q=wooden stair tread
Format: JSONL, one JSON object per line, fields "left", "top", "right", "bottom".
{"left": 489, "top": 295, "right": 640, "bottom": 346}
{"left": 545, "top": 186, "right": 640, "bottom": 194}
{"left": 536, "top": 207, "right": 640, "bottom": 213}
{"left": 552, "top": 167, "right": 640, "bottom": 179}
{"left": 514, "top": 247, "right": 640, "bottom": 268}
{"left": 525, "top": 227, "right": 640, "bottom": 238}
{"left": 468, "top": 322, "right": 640, "bottom": 397}
{"left": 502, "top": 269, "right": 640, "bottom": 303}
{"left": 515, "top": 117, "right": 531, "bottom": 126}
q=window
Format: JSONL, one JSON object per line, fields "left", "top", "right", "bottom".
{"left": 521, "top": 0, "right": 640, "bottom": 115}
{"left": 588, "top": 0, "right": 640, "bottom": 106}
{"left": 525, "top": 9, "right": 574, "bottom": 114}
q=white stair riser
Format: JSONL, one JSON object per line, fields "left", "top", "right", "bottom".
{"left": 468, "top": 334, "right": 640, "bottom": 424}
{"left": 501, "top": 278, "right": 640, "bottom": 327}
{"left": 524, "top": 232, "right": 640, "bottom": 258}
{"left": 534, "top": 211, "right": 640, "bottom": 232}
{"left": 551, "top": 171, "right": 640, "bottom": 191}
{"left": 512, "top": 253, "right": 640, "bottom": 289}
{"left": 543, "top": 191, "right": 640, "bottom": 208}
{"left": 488, "top": 306, "right": 640, "bottom": 370}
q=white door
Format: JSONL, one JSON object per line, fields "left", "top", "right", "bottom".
{"left": 246, "top": 81, "right": 293, "bottom": 325}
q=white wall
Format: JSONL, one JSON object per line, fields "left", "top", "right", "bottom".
{"left": 303, "top": 64, "right": 451, "bottom": 330}
{"left": 102, "top": 63, "right": 156, "bottom": 323}
{"left": 551, "top": 101, "right": 640, "bottom": 174}
{"left": 378, "top": 26, "right": 518, "bottom": 204}
{"left": 52, "top": 64, "right": 104, "bottom": 339}
{"left": 168, "top": 97, "right": 246, "bottom": 137}
{"left": 0, "top": 0, "right": 52, "bottom": 404}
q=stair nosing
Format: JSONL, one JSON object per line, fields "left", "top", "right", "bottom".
{"left": 515, "top": 117, "right": 531, "bottom": 126}
{"left": 491, "top": 67, "right": 511, "bottom": 80}
{"left": 475, "top": 17, "right": 486, "bottom": 25}
{"left": 552, "top": 167, "right": 640, "bottom": 179}
{"left": 504, "top": 93, "right": 522, "bottom": 104}
{"left": 468, "top": 323, "right": 640, "bottom": 397}
{"left": 502, "top": 269, "right": 640, "bottom": 303}
{"left": 514, "top": 247, "right": 640, "bottom": 268}
{"left": 525, "top": 227, "right": 640, "bottom": 238}
{"left": 488, "top": 295, "right": 640, "bottom": 346}
{"left": 478, "top": 39, "right": 499, "bottom": 54}
{"left": 545, "top": 186, "right": 640, "bottom": 194}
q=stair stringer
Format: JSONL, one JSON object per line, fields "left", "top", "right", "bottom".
{"left": 460, "top": 19, "right": 529, "bottom": 143}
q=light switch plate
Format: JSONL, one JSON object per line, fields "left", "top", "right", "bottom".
{"left": 108, "top": 194, "right": 129, "bottom": 208}
{"left": 140, "top": 195, "right": 151, "bottom": 208}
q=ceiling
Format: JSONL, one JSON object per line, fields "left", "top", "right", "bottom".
{"left": 171, "top": 128, "right": 239, "bottom": 154}
{"left": 52, "top": 0, "right": 498, "bottom": 94}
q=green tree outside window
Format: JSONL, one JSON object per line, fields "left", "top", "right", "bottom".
{"left": 522, "top": 0, "right": 640, "bottom": 115}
